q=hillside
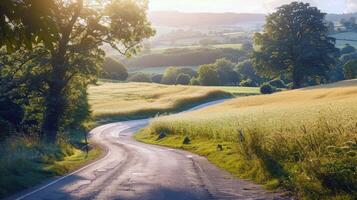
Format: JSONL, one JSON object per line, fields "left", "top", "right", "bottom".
{"left": 149, "top": 11, "right": 265, "bottom": 27}
{"left": 137, "top": 79, "right": 357, "bottom": 199}
{"left": 149, "top": 11, "right": 357, "bottom": 27}
{"left": 89, "top": 82, "right": 259, "bottom": 121}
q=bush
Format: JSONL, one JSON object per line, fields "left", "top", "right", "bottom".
{"left": 343, "top": 59, "right": 357, "bottom": 79}
{"left": 198, "top": 64, "right": 220, "bottom": 86}
{"left": 340, "top": 52, "right": 357, "bottom": 65}
{"left": 190, "top": 78, "right": 200, "bottom": 85}
{"left": 341, "top": 43, "right": 356, "bottom": 55}
{"left": 151, "top": 74, "right": 163, "bottom": 83}
{"left": 260, "top": 83, "right": 275, "bottom": 94}
{"left": 102, "top": 57, "right": 128, "bottom": 80}
{"left": 161, "top": 67, "right": 197, "bottom": 85}
{"left": 175, "top": 74, "right": 191, "bottom": 85}
{"left": 269, "top": 78, "right": 286, "bottom": 88}
{"left": 239, "top": 79, "right": 257, "bottom": 87}
{"left": 128, "top": 72, "right": 152, "bottom": 83}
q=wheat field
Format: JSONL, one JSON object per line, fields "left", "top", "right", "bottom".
{"left": 88, "top": 82, "right": 259, "bottom": 119}
{"left": 140, "top": 79, "right": 357, "bottom": 199}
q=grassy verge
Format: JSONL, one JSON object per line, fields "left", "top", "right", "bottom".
{"left": 89, "top": 82, "right": 259, "bottom": 123}
{"left": 0, "top": 129, "right": 101, "bottom": 199}
{"left": 135, "top": 79, "right": 357, "bottom": 199}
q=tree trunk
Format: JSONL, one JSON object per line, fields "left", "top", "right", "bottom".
{"left": 42, "top": 66, "right": 67, "bottom": 143}
{"left": 292, "top": 68, "right": 303, "bottom": 89}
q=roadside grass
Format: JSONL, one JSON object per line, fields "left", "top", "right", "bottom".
{"left": 136, "top": 79, "right": 357, "bottom": 199}
{"left": 0, "top": 129, "right": 101, "bottom": 199}
{"left": 88, "top": 82, "right": 258, "bottom": 122}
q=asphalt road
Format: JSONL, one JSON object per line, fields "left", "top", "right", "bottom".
{"left": 12, "top": 100, "right": 286, "bottom": 200}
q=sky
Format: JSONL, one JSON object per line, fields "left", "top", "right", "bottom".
{"left": 149, "top": 0, "right": 357, "bottom": 14}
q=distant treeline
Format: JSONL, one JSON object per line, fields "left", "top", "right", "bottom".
{"left": 148, "top": 11, "right": 357, "bottom": 27}
{"left": 122, "top": 48, "right": 248, "bottom": 68}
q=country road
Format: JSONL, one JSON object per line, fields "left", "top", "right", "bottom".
{"left": 11, "top": 100, "right": 286, "bottom": 200}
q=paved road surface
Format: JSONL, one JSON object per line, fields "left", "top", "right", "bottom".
{"left": 12, "top": 100, "right": 286, "bottom": 200}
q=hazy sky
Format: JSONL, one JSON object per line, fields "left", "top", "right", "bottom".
{"left": 149, "top": 0, "right": 357, "bottom": 14}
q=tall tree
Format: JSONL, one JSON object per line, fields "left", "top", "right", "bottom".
{"left": 253, "top": 2, "right": 339, "bottom": 89}
{"left": 40, "top": 0, "right": 154, "bottom": 142}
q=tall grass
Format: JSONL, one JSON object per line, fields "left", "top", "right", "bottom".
{"left": 88, "top": 82, "right": 256, "bottom": 121}
{"left": 0, "top": 130, "right": 100, "bottom": 198}
{"left": 139, "top": 79, "right": 357, "bottom": 199}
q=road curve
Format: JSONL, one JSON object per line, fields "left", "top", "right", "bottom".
{"left": 12, "top": 100, "right": 286, "bottom": 200}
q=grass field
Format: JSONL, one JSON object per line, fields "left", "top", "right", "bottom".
{"left": 331, "top": 32, "right": 357, "bottom": 49}
{"left": 88, "top": 82, "right": 259, "bottom": 121}
{"left": 149, "top": 43, "right": 243, "bottom": 54}
{"left": 136, "top": 79, "right": 357, "bottom": 199}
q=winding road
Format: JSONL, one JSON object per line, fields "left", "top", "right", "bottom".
{"left": 12, "top": 100, "right": 286, "bottom": 200}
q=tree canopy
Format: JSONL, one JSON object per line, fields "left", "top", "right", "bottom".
{"left": 0, "top": 0, "right": 155, "bottom": 142}
{"left": 253, "top": 2, "right": 339, "bottom": 89}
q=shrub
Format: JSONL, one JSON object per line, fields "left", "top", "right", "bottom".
{"left": 102, "top": 57, "right": 128, "bottom": 81}
{"left": 341, "top": 43, "right": 356, "bottom": 55}
{"left": 190, "top": 78, "right": 200, "bottom": 85}
{"left": 239, "top": 79, "right": 257, "bottom": 87}
{"left": 343, "top": 59, "right": 357, "bottom": 79}
{"left": 161, "top": 67, "right": 197, "bottom": 85}
{"left": 269, "top": 78, "right": 286, "bottom": 88}
{"left": 128, "top": 72, "right": 152, "bottom": 83}
{"left": 151, "top": 74, "right": 163, "bottom": 83}
{"left": 175, "top": 73, "right": 191, "bottom": 85}
{"left": 340, "top": 52, "right": 357, "bottom": 65}
{"left": 260, "top": 83, "right": 275, "bottom": 94}
{"left": 198, "top": 64, "right": 220, "bottom": 86}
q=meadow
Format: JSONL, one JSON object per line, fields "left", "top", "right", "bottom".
{"left": 136, "top": 79, "right": 357, "bottom": 199}
{"left": 88, "top": 82, "right": 259, "bottom": 121}
{"left": 331, "top": 32, "right": 357, "bottom": 48}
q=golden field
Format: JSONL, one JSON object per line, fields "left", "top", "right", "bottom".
{"left": 88, "top": 82, "right": 259, "bottom": 120}
{"left": 137, "top": 79, "right": 357, "bottom": 199}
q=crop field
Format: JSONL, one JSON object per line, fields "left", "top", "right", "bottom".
{"left": 88, "top": 82, "right": 259, "bottom": 121}
{"left": 137, "top": 79, "right": 357, "bottom": 199}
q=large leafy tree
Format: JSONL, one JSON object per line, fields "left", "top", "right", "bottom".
{"left": 1, "top": 0, "right": 155, "bottom": 142}
{"left": 0, "top": 0, "right": 58, "bottom": 51}
{"left": 253, "top": 2, "right": 339, "bottom": 89}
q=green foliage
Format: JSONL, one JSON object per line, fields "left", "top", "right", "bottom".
{"left": 0, "top": 0, "right": 58, "bottom": 51}
{"left": 253, "top": 2, "right": 339, "bottom": 89}
{"left": 260, "top": 83, "right": 275, "bottom": 94}
{"left": 214, "top": 58, "right": 240, "bottom": 85}
{"left": 340, "top": 52, "right": 357, "bottom": 65}
{"left": 198, "top": 64, "right": 220, "bottom": 86}
{"left": 341, "top": 44, "right": 356, "bottom": 55}
{"left": 190, "top": 78, "right": 200, "bottom": 85}
{"left": 175, "top": 74, "right": 191, "bottom": 85}
{"left": 125, "top": 48, "right": 248, "bottom": 68}
{"left": 239, "top": 79, "right": 257, "bottom": 87}
{"left": 161, "top": 67, "right": 180, "bottom": 84}
{"left": 101, "top": 57, "right": 128, "bottom": 81}
{"left": 161, "top": 67, "right": 197, "bottom": 85}
{"left": 128, "top": 72, "right": 152, "bottom": 83}
{"left": 236, "top": 60, "right": 264, "bottom": 86}
{"left": 151, "top": 74, "right": 163, "bottom": 83}
{"left": 343, "top": 60, "right": 357, "bottom": 79}
{"left": 268, "top": 78, "right": 286, "bottom": 88}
